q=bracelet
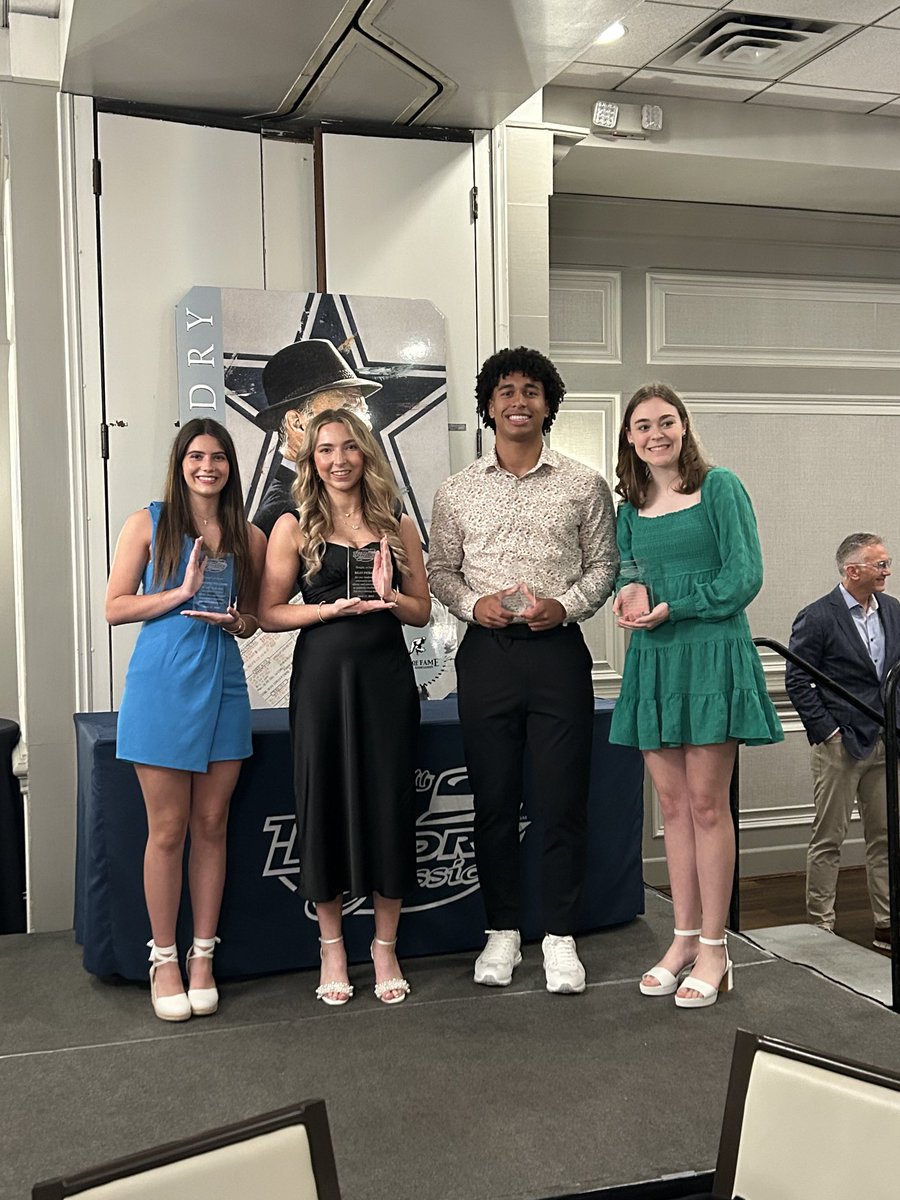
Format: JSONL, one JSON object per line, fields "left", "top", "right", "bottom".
{"left": 226, "top": 615, "right": 246, "bottom": 637}
{"left": 317, "top": 603, "right": 327, "bottom": 624}
{"left": 392, "top": 587, "right": 400, "bottom": 604}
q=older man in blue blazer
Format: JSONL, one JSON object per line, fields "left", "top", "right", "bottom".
{"left": 786, "top": 532, "right": 899, "bottom": 951}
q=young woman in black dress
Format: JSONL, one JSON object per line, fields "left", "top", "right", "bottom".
{"left": 259, "top": 408, "right": 430, "bottom": 1005}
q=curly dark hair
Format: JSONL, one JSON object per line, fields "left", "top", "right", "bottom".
{"left": 475, "top": 347, "right": 565, "bottom": 433}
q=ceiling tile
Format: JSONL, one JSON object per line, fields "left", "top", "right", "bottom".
{"left": 578, "top": 2, "right": 711, "bottom": 68}
{"left": 725, "top": 0, "right": 895, "bottom": 20}
{"left": 876, "top": 6, "right": 900, "bottom": 27}
{"left": 748, "top": 83, "right": 893, "bottom": 113}
{"left": 553, "top": 62, "right": 636, "bottom": 90}
{"left": 618, "top": 68, "right": 763, "bottom": 100}
{"left": 869, "top": 97, "right": 900, "bottom": 114}
{"left": 786, "top": 27, "right": 900, "bottom": 91}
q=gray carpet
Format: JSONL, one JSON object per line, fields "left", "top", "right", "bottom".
{"left": 3, "top": 891, "right": 899, "bottom": 1200}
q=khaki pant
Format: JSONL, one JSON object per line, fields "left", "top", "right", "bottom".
{"left": 806, "top": 738, "right": 889, "bottom": 930}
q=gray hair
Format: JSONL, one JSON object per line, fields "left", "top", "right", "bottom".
{"left": 278, "top": 387, "right": 367, "bottom": 446}
{"left": 836, "top": 532, "right": 883, "bottom": 575}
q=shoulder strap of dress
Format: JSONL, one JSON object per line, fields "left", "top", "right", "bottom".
{"left": 147, "top": 500, "right": 164, "bottom": 532}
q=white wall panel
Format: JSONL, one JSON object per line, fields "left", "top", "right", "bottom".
{"left": 648, "top": 271, "right": 900, "bottom": 368}
{"left": 261, "top": 138, "right": 316, "bottom": 293}
{"left": 321, "top": 133, "right": 479, "bottom": 472}
{"left": 97, "top": 114, "right": 266, "bottom": 703}
{"left": 95, "top": 116, "right": 317, "bottom": 704}
{"left": 548, "top": 390, "right": 624, "bottom": 696}
{"left": 550, "top": 267, "right": 621, "bottom": 363}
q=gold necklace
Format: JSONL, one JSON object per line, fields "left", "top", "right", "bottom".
{"left": 338, "top": 506, "right": 362, "bottom": 531}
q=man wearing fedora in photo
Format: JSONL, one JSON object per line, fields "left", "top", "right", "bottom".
{"left": 252, "top": 338, "right": 382, "bottom": 538}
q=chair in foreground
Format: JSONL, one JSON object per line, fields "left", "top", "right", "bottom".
{"left": 32, "top": 1098, "right": 341, "bottom": 1200}
{"left": 710, "top": 1028, "right": 900, "bottom": 1199}
{"left": 596, "top": 1028, "right": 900, "bottom": 1199}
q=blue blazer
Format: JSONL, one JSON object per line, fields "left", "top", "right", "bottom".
{"left": 786, "top": 586, "right": 900, "bottom": 760}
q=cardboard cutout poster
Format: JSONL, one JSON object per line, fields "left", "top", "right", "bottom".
{"left": 176, "top": 287, "right": 456, "bottom": 706}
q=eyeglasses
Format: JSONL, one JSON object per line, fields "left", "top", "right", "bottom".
{"left": 846, "top": 559, "right": 892, "bottom": 572}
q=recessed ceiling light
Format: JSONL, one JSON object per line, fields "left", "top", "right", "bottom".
{"left": 595, "top": 21, "right": 626, "bottom": 46}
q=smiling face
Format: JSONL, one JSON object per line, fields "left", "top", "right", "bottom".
{"left": 626, "top": 396, "right": 687, "bottom": 472}
{"left": 313, "top": 420, "right": 365, "bottom": 497}
{"left": 182, "top": 434, "right": 230, "bottom": 497}
{"left": 844, "top": 541, "right": 892, "bottom": 601}
{"left": 488, "top": 372, "right": 550, "bottom": 445}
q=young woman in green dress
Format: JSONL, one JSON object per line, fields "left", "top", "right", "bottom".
{"left": 610, "top": 384, "right": 782, "bottom": 1009}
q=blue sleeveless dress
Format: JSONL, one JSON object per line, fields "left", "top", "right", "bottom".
{"left": 116, "top": 502, "right": 252, "bottom": 772}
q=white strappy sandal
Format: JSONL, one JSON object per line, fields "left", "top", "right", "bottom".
{"left": 316, "top": 935, "right": 354, "bottom": 1006}
{"left": 675, "top": 935, "right": 733, "bottom": 1009}
{"left": 371, "top": 936, "right": 410, "bottom": 1005}
{"left": 638, "top": 928, "right": 701, "bottom": 996}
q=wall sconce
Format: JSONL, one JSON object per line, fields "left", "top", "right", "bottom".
{"left": 591, "top": 101, "right": 663, "bottom": 139}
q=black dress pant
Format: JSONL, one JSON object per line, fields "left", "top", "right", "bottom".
{"left": 455, "top": 622, "right": 594, "bottom": 934}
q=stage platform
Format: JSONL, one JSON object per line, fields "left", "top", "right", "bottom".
{"left": 3, "top": 889, "right": 900, "bottom": 1200}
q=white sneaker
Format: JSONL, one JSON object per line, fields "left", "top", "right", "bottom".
{"left": 474, "top": 929, "right": 522, "bottom": 986}
{"left": 542, "top": 934, "right": 586, "bottom": 994}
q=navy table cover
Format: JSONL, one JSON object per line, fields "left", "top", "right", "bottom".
{"left": 74, "top": 699, "right": 644, "bottom": 980}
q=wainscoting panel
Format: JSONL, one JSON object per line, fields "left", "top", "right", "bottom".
{"left": 550, "top": 267, "right": 621, "bottom": 363}
{"left": 648, "top": 271, "right": 900, "bottom": 368}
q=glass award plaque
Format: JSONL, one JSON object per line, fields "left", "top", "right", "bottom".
{"left": 618, "top": 559, "right": 654, "bottom": 613}
{"left": 346, "top": 547, "right": 380, "bottom": 601}
{"left": 501, "top": 581, "right": 536, "bottom": 616}
{"left": 192, "top": 555, "right": 234, "bottom": 614}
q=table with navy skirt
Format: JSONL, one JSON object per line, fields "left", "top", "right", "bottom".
{"left": 73, "top": 699, "right": 645, "bottom": 981}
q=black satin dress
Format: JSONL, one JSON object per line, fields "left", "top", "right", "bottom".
{"left": 289, "top": 542, "right": 419, "bottom": 901}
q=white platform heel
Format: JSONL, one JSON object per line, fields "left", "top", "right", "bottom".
{"left": 147, "top": 940, "right": 191, "bottom": 1022}
{"left": 674, "top": 935, "right": 733, "bottom": 1009}
{"left": 186, "top": 935, "right": 221, "bottom": 1016}
{"left": 639, "top": 928, "right": 701, "bottom": 996}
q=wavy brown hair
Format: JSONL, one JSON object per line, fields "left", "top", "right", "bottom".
{"left": 615, "top": 383, "right": 711, "bottom": 508}
{"left": 153, "top": 418, "right": 253, "bottom": 601}
{"left": 292, "top": 408, "right": 408, "bottom": 580}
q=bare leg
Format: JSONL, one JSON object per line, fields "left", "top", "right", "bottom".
{"left": 640, "top": 747, "right": 701, "bottom": 987}
{"left": 372, "top": 891, "right": 405, "bottom": 1002}
{"left": 136, "top": 763, "right": 191, "bottom": 998}
{"left": 186, "top": 759, "right": 241, "bottom": 990}
{"left": 676, "top": 741, "right": 737, "bottom": 1000}
{"left": 315, "top": 896, "right": 350, "bottom": 998}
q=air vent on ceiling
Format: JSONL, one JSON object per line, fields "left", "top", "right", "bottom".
{"left": 651, "top": 12, "right": 854, "bottom": 80}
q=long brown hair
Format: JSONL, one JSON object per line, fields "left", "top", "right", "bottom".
{"left": 153, "top": 418, "right": 253, "bottom": 601}
{"left": 292, "top": 408, "right": 408, "bottom": 579}
{"left": 615, "top": 383, "right": 711, "bottom": 508}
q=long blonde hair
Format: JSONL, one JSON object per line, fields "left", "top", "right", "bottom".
{"left": 292, "top": 408, "right": 409, "bottom": 579}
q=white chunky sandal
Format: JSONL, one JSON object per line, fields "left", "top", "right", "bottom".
{"left": 639, "top": 928, "right": 701, "bottom": 996}
{"left": 674, "top": 935, "right": 733, "bottom": 1009}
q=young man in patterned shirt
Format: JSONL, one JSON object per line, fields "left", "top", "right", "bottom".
{"left": 428, "top": 347, "right": 618, "bottom": 993}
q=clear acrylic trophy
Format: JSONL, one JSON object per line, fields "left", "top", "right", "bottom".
{"left": 191, "top": 556, "right": 233, "bottom": 614}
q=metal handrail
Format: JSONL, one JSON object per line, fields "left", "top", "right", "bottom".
{"left": 753, "top": 636, "right": 900, "bottom": 1013}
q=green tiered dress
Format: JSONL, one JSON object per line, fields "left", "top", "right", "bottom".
{"left": 610, "top": 467, "right": 783, "bottom": 750}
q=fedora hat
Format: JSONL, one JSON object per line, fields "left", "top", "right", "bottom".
{"left": 255, "top": 339, "right": 382, "bottom": 431}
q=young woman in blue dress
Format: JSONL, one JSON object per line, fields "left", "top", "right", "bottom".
{"left": 610, "top": 384, "right": 781, "bottom": 1009}
{"left": 106, "top": 418, "right": 266, "bottom": 1021}
{"left": 259, "top": 409, "right": 430, "bottom": 1007}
